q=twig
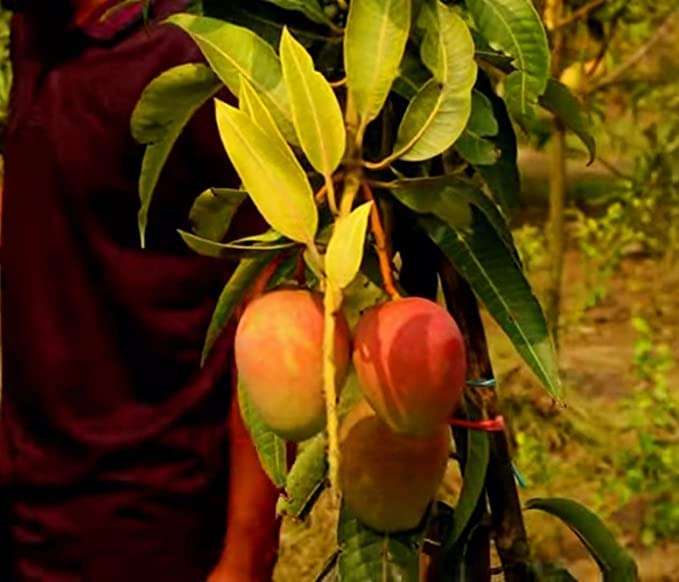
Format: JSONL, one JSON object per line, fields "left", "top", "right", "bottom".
{"left": 585, "top": 14, "right": 675, "bottom": 95}
{"left": 315, "top": 174, "right": 344, "bottom": 208}
{"left": 362, "top": 183, "right": 400, "bottom": 300}
{"left": 555, "top": 0, "right": 605, "bottom": 29}
{"left": 330, "top": 78, "right": 346, "bottom": 89}
{"left": 586, "top": 19, "right": 618, "bottom": 80}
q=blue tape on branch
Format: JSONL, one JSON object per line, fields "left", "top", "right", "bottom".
{"left": 465, "top": 378, "right": 497, "bottom": 388}
{"left": 512, "top": 463, "right": 528, "bottom": 488}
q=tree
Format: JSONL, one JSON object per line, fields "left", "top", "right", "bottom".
{"left": 131, "top": 0, "right": 638, "bottom": 579}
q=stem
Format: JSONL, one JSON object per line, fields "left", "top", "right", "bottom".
{"left": 362, "top": 183, "right": 400, "bottom": 300}
{"left": 325, "top": 174, "right": 339, "bottom": 215}
{"left": 339, "top": 94, "right": 363, "bottom": 217}
{"left": 322, "top": 281, "right": 341, "bottom": 498}
{"left": 439, "top": 261, "right": 532, "bottom": 582}
{"left": 546, "top": 119, "right": 566, "bottom": 346}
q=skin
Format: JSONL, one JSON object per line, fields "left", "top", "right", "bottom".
{"left": 3, "top": 1, "right": 282, "bottom": 579}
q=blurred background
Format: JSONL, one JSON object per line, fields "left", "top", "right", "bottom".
{"left": 0, "top": 1, "right": 675, "bottom": 580}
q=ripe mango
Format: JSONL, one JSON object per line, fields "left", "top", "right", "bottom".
{"left": 339, "top": 401, "right": 450, "bottom": 532}
{"left": 352, "top": 297, "right": 466, "bottom": 437}
{"left": 235, "top": 289, "right": 351, "bottom": 441}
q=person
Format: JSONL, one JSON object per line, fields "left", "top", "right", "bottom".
{"left": 0, "top": 0, "right": 282, "bottom": 580}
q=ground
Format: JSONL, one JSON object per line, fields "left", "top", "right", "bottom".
{"left": 274, "top": 247, "right": 679, "bottom": 582}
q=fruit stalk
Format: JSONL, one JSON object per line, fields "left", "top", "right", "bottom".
{"left": 323, "top": 281, "right": 341, "bottom": 497}
{"left": 361, "top": 183, "right": 400, "bottom": 300}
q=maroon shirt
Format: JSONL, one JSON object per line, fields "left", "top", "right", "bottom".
{"left": 0, "top": 1, "right": 261, "bottom": 579}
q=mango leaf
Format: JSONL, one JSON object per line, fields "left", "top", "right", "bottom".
{"left": 448, "top": 431, "right": 489, "bottom": 546}
{"left": 179, "top": 229, "right": 295, "bottom": 258}
{"left": 526, "top": 498, "right": 639, "bottom": 582}
{"left": 131, "top": 63, "right": 222, "bottom": 247}
{"left": 237, "top": 378, "right": 288, "bottom": 487}
{"left": 465, "top": 0, "right": 550, "bottom": 121}
{"left": 201, "top": 254, "right": 276, "bottom": 364}
{"left": 474, "top": 70, "right": 520, "bottom": 214}
{"left": 215, "top": 100, "right": 318, "bottom": 245}
{"left": 392, "top": 3, "right": 476, "bottom": 162}
{"left": 276, "top": 434, "right": 328, "bottom": 519}
{"left": 238, "top": 77, "right": 288, "bottom": 149}
{"left": 392, "top": 48, "right": 431, "bottom": 101}
{"left": 189, "top": 187, "right": 247, "bottom": 241}
{"left": 280, "top": 27, "right": 346, "bottom": 178}
{"left": 344, "top": 0, "right": 411, "bottom": 132}
{"left": 455, "top": 90, "right": 500, "bottom": 166}
{"left": 337, "top": 504, "right": 421, "bottom": 581}
{"left": 326, "top": 202, "right": 373, "bottom": 289}
{"left": 261, "top": 0, "right": 335, "bottom": 27}
{"left": 390, "top": 176, "right": 518, "bottom": 261}
{"left": 390, "top": 177, "right": 561, "bottom": 400}
{"left": 539, "top": 79, "right": 596, "bottom": 164}
{"left": 167, "top": 13, "right": 297, "bottom": 143}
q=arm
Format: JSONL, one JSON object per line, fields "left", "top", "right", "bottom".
{"left": 207, "top": 387, "right": 281, "bottom": 582}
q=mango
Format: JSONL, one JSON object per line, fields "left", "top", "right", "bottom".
{"left": 339, "top": 401, "right": 450, "bottom": 532}
{"left": 352, "top": 297, "right": 466, "bottom": 437}
{"left": 235, "top": 289, "right": 351, "bottom": 441}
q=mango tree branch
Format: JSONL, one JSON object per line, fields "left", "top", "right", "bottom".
{"left": 438, "top": 260, "right": 532, "bottom": 582}
{"left": 361, "top": 183, "right": 400, "bottom": 300}
{"left": 554, "top": 0, "right": 605, "bottom": 29}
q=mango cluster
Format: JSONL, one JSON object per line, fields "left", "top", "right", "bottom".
{"left": 234, "top": 289, "right": 467, "bottom": 532}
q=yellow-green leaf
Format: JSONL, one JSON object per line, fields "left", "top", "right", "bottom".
{"left": 393, "top": 3, "right": 476, "bottom": 161}
{"left": 326, "top": 202, "right": 373, "bottom": 289}
{"left": 238, "top": 76, "right": 288, "bottom": 151}
{"left": 215, "top": 99, "right": 318, "bottom": 245}
{"left": 344, "top": 0, "right": 411, "bottom": 132}
{"left": 167, "top": 13, "right": 297, "bottom": 143}
{"left": 280, "top": 27, "right": 346, "bottom": 178}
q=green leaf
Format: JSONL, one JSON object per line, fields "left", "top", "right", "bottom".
{"left": 448, "top": 431, "right": 489, "bottom": 546}
{"left": 131, "top": 63, "right": 222, "bottom": 247}
{"left": 455, "top": 90, "right": 500, "bottom": 166}
{"left": 167, "top": 13, "right": 297, "bottom": 143}
{"left": 179, "top": 229, "right": 295, "bottom": 258}
{"left": 201, "top": 254, "right": 276, "bottom": 364}
{"left": 326, "top": 202, "right": 373, "bottom": 289}
{"left": 465, "top": 0, "right": 550, "bottom": 121}
{"left": 276, "top": 434, "right": 328, "bottom": 519}
{"left": 475, "top": 71, "right": 520, "bottom": 214}
{"left": 526, "top": 498, "right": 639, "bottom": 582}
{"left": 261, "top": 0, "right": 335, "bottom": 27}
{"left": 189, "top": 187, "right": 247, "bottom": 241}
{"left": 390, "top": 177, "right": 561, "bottom": 400}
{"left": 215, "top": 100, "right": 318, "bottom": 245}
{"left": 237, "top": 378, "right": 288, "bottom": 487}
{"left": 344, "top": 0, "right": 411, "bottom": 132}
{"left": 392, "top": 3, "right": 476, "bottom": 161}
{"left": 391, "top": 176, "right": 518, "bottom": 261}
{"left": 539, "top": 79, "right": 596, "bottom": 164}
{"left": 337, "top": 504, "right": 421, "bottom": 581}
{"left": 280, "top": 27, "right": 346, "bottom": 178}
{"left": 392, "top": 48, "right": 431, "bottom": 101}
